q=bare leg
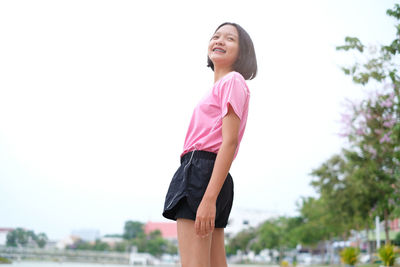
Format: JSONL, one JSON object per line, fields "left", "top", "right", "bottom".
{"left": 210, "top": 228, "right": 228, "bottom": 267}
{"left": 177, "top": 218, "right": 212, "bottom": 267}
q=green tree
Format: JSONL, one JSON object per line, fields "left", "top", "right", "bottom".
{"left": 308, "top": 149, "right": 383, "bottom": 263}
{"left": 120, "top": 221, "right": 177, "bottom": 256}
{"left": 336, "top": 4, "right": 400, "bottom": 244}
{"left": 146, "top": 230, "right": 167, "bottom": 257}
{"left": 114, "top": 240, "right": 130, "bottom": 252}
{"left": 130, "top": 232, "right": 147, "bottom": 252}
{"left": 74, "top": 239, "right": 92, "bottom": 250}
{"left": 130, "top": 230, "right": 169, "bottom": 257}
{"left": 342, "top": 149, "right": 379, "bottom": 260}
{"left": 33, "top": 232, "right": 48, "bottom": 248}
{"left": 93, "top": 239, "right": 110, "bottom": 251}
{"left": 309, "top": 154, "right": 355, "bottom": 236}
{"left": 226, "top": 228, "right": 257, "bottom": 255}
{"left": 123, "top": 221, "right": 144, "bottom": 240}
{"left": 164, "top": 240, "right": 178, "bottom": 255}
{"left": 252, "top": 216, "right": 302, "bottom": 262}
{"left": 394, "top": 232, "right": 400, "bottom": 246}
{"left": 6, "top": 228, "right": 36, "bottom": 247}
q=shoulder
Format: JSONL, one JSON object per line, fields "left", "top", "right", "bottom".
{"left": 222, "top": 71, "right": 246, "bottom": 83}
{"left": 220, "top": 71, "right": 250, "bottom": 95}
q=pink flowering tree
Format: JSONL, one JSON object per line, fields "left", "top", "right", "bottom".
{"left": 336, "top": 4, "right": 400, "bottom": 244}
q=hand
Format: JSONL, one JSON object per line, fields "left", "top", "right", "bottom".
{"left": 195, "top": 198, "right": 216, "bottom": 238}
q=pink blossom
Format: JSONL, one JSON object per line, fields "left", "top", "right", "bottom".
{"left": 389, "top": 92, "right": 395, "bottom": 101}
{"left": 338, "top": 131, "right": 350, "bottom": 138}
{"left": 383, "top": 119, "right": 396, "bottom": 128}
{"left": 370, "top": 148, "right": 377, "bottom": 157}
{"left": 356, "top": 128, "right": 365, "bottom": 135}
{"left": 363, "top": 144, "right": 377, "bottom": 158}
{"left": 384, "top": 83, "right": 395, "bottom": 90}
{"left": 374, "top": 129, "right": 383, "bottom": 135}
{"left": 379, "top": 132, "right": 391, "bottom": 143}
{"left": 381, "top": 99, "right": 393, "bottom": 108}
{"left": 340, "top": 113, "right": 352, "bottom": 126}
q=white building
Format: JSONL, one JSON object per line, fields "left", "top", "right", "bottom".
{"left": 129, "top": 246, "right": 157, "bottom": 265}
{"left": 56, "top": 235, "right": 80, "bottom": 250}
{"left": 71, "top": 228, "right": 100, "bottom": 242}
{"left": 0, "top": 228, "right": 14, "bottom": 246}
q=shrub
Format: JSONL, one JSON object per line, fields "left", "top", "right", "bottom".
{"left": 340, "top": 247, "right": 360, "bottom": 266}
{"left": 378, "top": 244, "right": 396, "bottom": 267}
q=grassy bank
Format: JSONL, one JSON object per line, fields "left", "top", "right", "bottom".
{"left": 0, "top": 257, "right": 11, "bottom": 264}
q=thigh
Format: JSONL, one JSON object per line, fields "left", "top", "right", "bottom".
{"left": 210, "top": 228, "right": 228, "bottom": 267}
{"left": 177, "top": 218, "right": 212, "bottom": 267}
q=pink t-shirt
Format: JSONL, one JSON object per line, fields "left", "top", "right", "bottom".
{"left": 182, "top": 71, "right": 250, "bottom": 160}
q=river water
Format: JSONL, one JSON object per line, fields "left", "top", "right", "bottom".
{"left": 8, "top": 261, "right": 273, "bottom": 267}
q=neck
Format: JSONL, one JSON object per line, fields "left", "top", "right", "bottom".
{"left": 213, "top": 66, "right": 233, "bottom": 84}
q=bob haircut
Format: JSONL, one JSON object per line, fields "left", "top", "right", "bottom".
{"left": 207, "top": 22, "right": 257, "bottom": 80}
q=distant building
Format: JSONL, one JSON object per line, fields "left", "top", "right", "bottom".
{"left": 144, "top": 222, "right": 177, "bottom": 241}
{"left": 56, "top": 235, "right": 81, "bottom": 250}
{"left": 144, "top": 208, "right": 276, "bottom": 242}
{"left": 0, "top": 228, "right": 14, "bottom": 246}
{"left": 130, "top": 246, "right": 157, "bottom": 265}
{"left": 100, "top": 236, "right": 124, "bottom": 248}
{"left": 390, "top": 218, "right": 400, "bottom": 231}
{"left": 225, "top": 207, "right": 279, "bottom": 238}
{"left": 71, "top": 228, "right": 100, "bottom": 242}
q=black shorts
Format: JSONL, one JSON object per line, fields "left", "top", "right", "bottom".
{"left": 162, "top": 150, "right": 234, "bottom": 228}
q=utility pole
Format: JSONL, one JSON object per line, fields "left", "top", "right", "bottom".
{"left": 375, "top": 216, "right": 381, "bottom": 249}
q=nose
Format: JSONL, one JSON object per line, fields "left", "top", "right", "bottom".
{"left": 215, "top": 37, "right": 225, "bottom": 46}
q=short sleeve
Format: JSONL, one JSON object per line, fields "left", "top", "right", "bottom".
{"left": 220, "top": 73, "right": 249, "bottom": 120}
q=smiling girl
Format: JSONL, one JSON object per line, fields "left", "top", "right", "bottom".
{"left": 162, "top": 22, "right": 257, "bottom": 267}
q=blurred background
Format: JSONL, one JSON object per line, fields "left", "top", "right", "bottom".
{"left": 0, "top": 0, "right": 399, "bottom": 266}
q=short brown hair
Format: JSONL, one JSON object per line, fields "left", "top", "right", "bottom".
{"left": 207, "top": 22, "right": 258, "bottom": 80}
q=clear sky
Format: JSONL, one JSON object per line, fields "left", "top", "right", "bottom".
{"left": 0, "top": 0, "right": 398, "bottom": 240}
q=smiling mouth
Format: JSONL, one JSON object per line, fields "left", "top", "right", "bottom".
{"left": 213, "top": 48, "right": 226, "bottom": 53}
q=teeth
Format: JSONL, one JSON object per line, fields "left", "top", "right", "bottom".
{"left": 214, "top": 48, "right": 225, "bottom": 53}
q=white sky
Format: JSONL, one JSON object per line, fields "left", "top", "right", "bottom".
{"left": 0, "top": 0, "right": 398, "bottom": 240}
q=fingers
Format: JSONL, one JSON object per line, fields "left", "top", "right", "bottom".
{"left": 195, "top": 217, "right": 200, "bottom": 235}
{"left": 210, "top": 219, "right": 215, "bottom": 233}
{"left": 195, "top": 216, "right": 215, "bottom": 238}
{"left": 200, "top": 219, "right": 206, "bottom": 237}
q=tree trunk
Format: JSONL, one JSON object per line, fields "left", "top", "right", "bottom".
{"left": 384, "top": 208, "right": 391, "bottom": 245}
{"left": 279, "top": 247, "right": 284, "bottom": 264}
{"left": 366, "top": 222, "right": 372, "bottom": 263}
{"left": 321, "top": 239, "right": 326, "bottom": 265}
{"left": 329, "top": 240, "right": 335, "bottom": 266}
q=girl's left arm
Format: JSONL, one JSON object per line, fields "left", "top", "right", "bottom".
{"left": 195, "top": 104, "right": 240, "bottom": 238}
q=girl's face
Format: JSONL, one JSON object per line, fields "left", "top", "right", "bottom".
{"left": 208, "top": 25, "right": 239, "bottom": 71}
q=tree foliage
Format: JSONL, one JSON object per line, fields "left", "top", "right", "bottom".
{"left": 226, "top": 228, "right": 257, "bottom": 255}
{"left": 66, "top": 221, "right": 177, "bottom": 257}
{"left": 335, "top": 3, "right": 400, "bottom": 244}
{"left": 251, "top": 216, "right": 303, "bottom": 261}
{"left": 123, "top": 220, "right": 144, "bottom": 240}
{"left": 6, "top": 228, "right": 48, "bottom": 248}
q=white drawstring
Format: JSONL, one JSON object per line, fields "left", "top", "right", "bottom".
{"left": 184, "top": 150, "right": 195, "bottom": 172}
{"left": 183, "top": 146, "right": 197, "bottom": 172}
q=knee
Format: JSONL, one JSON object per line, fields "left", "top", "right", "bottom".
{"left": 181, "top": 260, "right": 210, "bottom": 267}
